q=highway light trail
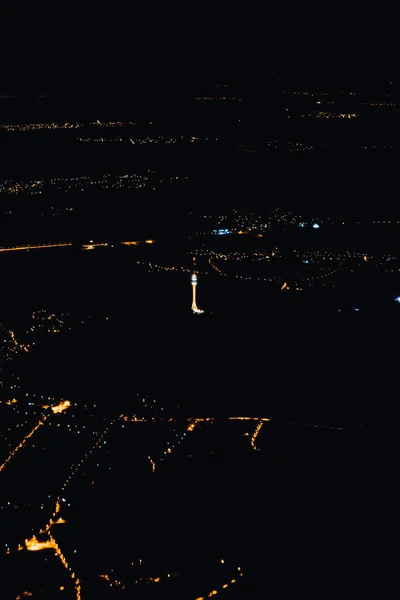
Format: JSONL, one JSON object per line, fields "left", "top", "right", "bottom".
{"left": 251, "top": 422, "right": 264, "bottom": 450}
{"left": 0, "top": 401, "right": 71, "bottom": 473}
{"left": 81, "top": 243, "right": 108, "bottom": 250}
{"left": 32, "top": 415, "right": 122, "bottom": 546}
{"left": 0, "top": 416, "right": 48, "bottom": 473}
{"left": 121, "top": 239, "right": 155, "bottom": 246}
{"left": 194, "top": 561, "right": 244, "bottom": 599}
{"left": 0, "top": 240, "right": 156, "bottom": 254}
{"left": 229, "top": 417, "right": 271, "bottom": 422}
{"left": 0, "top": 243, "right": 73, "bottom": 253}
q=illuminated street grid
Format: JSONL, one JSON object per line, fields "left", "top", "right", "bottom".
{"left": 189, "top": 247, "right": 398, "bottom": 289}
{"left": 0, "top": 322, "right": 256, "bottom": 598}
{"left": 0, "top": 310, "right": 385, "bottom": 597}
{"left": 134, "top": 209, "right": 400, "bottom": 291}
{"left": 0, "top": 172, "right": 187, "bottom": 196}
{"left": 142, "top": 248, "right": 398, "bottom": 292}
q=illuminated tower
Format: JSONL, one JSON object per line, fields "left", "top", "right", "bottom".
{"left": 191, "top": 272, "right": 204, "bottom": 314}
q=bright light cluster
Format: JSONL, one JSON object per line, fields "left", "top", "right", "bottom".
{"left": 1, "top": 120, "right": 136, "bottom": 132}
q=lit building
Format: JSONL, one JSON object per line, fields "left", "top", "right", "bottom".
{"left": 191, "top": 273, "right": 204, "bottom": 314}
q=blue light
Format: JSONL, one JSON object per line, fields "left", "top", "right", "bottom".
{"left": 213, "top": 229, "right": 227, "bottom": 235}
{"left": 395, "top": 297, "right": 400, "bottom": 303}
{"left": 313, "top": 223, "right": 320, "bottom": 229}
{"left": 299, "top": 223, "right": 305, "bottom": 228}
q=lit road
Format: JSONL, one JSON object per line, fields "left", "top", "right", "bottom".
{"left": 0, "top": 243, "right": 73, "bottom": 253}
{"left": 0, "top": 240, "right": 156, "bottom": 254}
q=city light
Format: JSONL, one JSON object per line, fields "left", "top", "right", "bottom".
{"left": 191, "top": 272, "right": 204, "bottom": 314}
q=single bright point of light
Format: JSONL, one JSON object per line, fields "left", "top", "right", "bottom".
{"left": 395, "top": 297, "right": 400, "bottom": 303}
{"left": 313, "top": 224, "right": 320, "bottom": 229}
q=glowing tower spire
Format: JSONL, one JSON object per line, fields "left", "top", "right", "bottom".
{"left": 191, "top": 260, "right": 204, "bottom": 314}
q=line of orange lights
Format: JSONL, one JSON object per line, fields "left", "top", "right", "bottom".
{"left": 81, "top": 243, "right": 108, "bottom": 250}
{"left": 251, "top": 422, "right": 264, "bottom": 451}
{"left": 25, "top": 533, "right": 81, "bottom": 600}
{"left": 7, "top": 329, "right": 30, "bottom": 353}
{"left": 0, "top": 240, "right": 155, "bottom": 253}
{"left": 0, "top": 243, "right": 73, "bottom": 252}
{"left": 0, "top": 399, "right": 71, "bottom": 473}
{"left": 228, "top": 417, "right": 271, "bottom": 422}
{"left": 195, "top": 563, "right": 243, "bottom": 599}
{"left": 121, "top": 240, "right": 155, "bottom": 246}
{"left": 0, "top": 416, "right": 48, "bottom": 473}
{"left": 51, "top": 400, "right": 72, "bottom": 414}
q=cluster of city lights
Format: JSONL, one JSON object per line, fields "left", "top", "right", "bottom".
{"left": 1, "top": 120, "right": 136, "bottom": 132}
{"left": 98, "top": 567, "right": 177, "bottom": 589}
{"left": 193, "top": 96, "right": 242, "bottom": 102}
{"left": 77, "top": 135, "right": 205, "bottom": 145}
{"left": 247, "top": 137, "right": 396, "bottom": 153}
{"left": 0, "top": 173, "right": 150, "bottom": 196}
{"left": 363, "top": 102, "right": 396, "bottom": 107}
{"left": 304, "top": 111, "right": 360, "bottom": 119}
{"left": 237, "top": 144, "right": 257, "bottom": 153}
{"left": 186, "top": 211, "right": 400, "bottom": 292}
